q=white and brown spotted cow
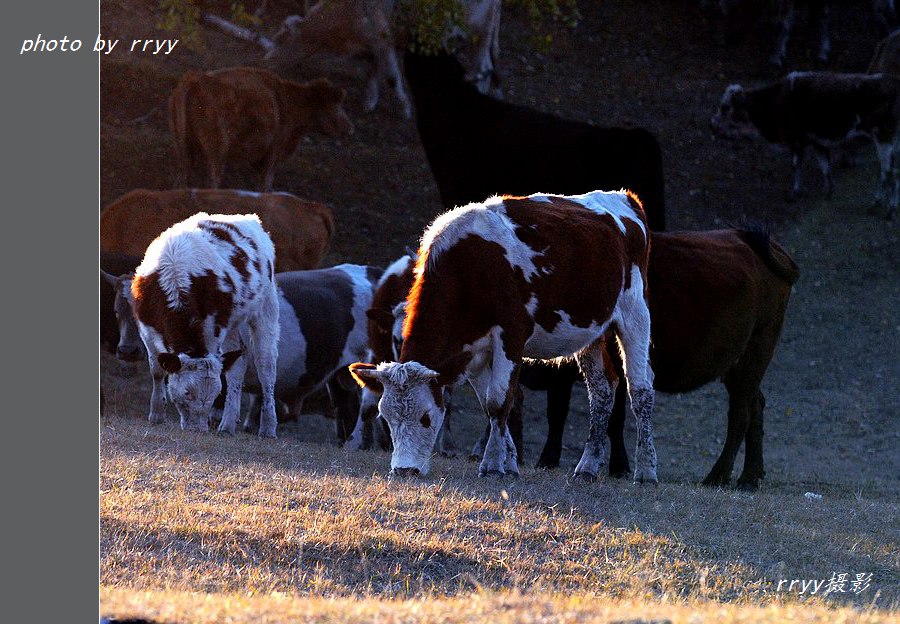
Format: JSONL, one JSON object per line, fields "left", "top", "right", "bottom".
{"left": 712, "top": 71, "right": 900, "bottom": 218}
{"left": 350, "top": 190, "right": 657, "bottom": 483}
{"left": 130, "top": 212, "right": 280, "bottom": 436}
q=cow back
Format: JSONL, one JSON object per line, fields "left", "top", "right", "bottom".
{"left": 100, "top": 189, "right": 333, "bottom": 271}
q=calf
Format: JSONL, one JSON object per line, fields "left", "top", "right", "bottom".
{"left": 265, "top": 0, "right": 412, "bottom": 118}
{"left": 100, "top": 251, "right": 142, "bottom": 360}
{"left": 351, "top": 191, "right": 657, "bottom": 483}
{"left": 403, "top": 50, "right": 666, "bottom": 231}
{"left": 129, "top": 212, "right": 280, "bottom": 436}
{"left": 169, "top": 67, "right": 354, "bottom": 191}
{"left": 535, "top": 229, "right": 800, "bottom": 491}
{"left": 101, "top": 188, "right": 334, "bottom": 272}
{"left": 241, "top": 264, "right": 382, "bottom": 442}
{"left": 711, "top": 71, "right": 900, "bottom": 218}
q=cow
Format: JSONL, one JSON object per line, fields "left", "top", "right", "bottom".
{"left": 346, "top": 253, "right": 459, "bottom": 455}
{"left": 350, "top": 190, "right": 658, "bottom": 483}
{"left": 169, "top": 67, "right": 354, "bottom": 191}
{"left": 710, "top": 0, "right": 830, "bottom": 68}
{"left": 527, "top": 229, "right": 800, "bottom": 491}
{"left": 403, "top": 49, "right": 666, "bottom": 231}
{"left": 265, "top": 0, "right": 412, "bottom": 118}
{"left": 100, "top": 188, "right": 334, "bottom": 272}
{"left": 240, "top": 264, "right": 382, "bottom": 443}
{"left": 100, "top": 251, "right": 143, "bottom": 361}
{"left": 711, "top": 71, "right": 900, "bottom": 219}
{"left": 129, "top": 212, "right": 280, "bottom": 436}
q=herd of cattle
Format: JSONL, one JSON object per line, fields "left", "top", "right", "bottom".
{"left": 101, "top": 0, "right": 898, "bottom": 489}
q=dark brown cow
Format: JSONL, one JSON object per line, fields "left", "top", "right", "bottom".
{"left": 100, "top": 188, "right": 334, "bottom": 272}
{"left": 712, "top": 71, "right": 900, "bottom": 218}
{"left": 169, "top": 66, "right": 354, "bottom": 191}
{"left": 351, "top": 191, "right": 657, "bottom": 483}
{"left": 535, "top": 229, "right": 800, "bottom": 491}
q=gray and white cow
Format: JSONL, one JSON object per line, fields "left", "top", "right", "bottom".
{"left": 240, "top": 264, "right": 382, "bottom": 441}
{"left": 130, "top": 212, "right": 280, "bottom": 435}
{"left": 712, "top": 71, "right": 900, "bottom": 218}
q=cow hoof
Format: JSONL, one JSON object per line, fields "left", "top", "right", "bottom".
{"left": 701, "top": 474, "right": 730, "bottom": 488}
{"left": 479, "top": 469, "right": 505, "bottom": 478}
{"left": 736, "top": 480, "right": 760, "bottom": 492}
{"left": 148, "top": 413, "right": 165, "bottom": 425}
{"left": 573, "top": 471, "right": 598, "bottom": 483}
{"left": 258, "top": 429, "right": 277, "bottom": 439}
{"left": 633, "top": 468, "right": 658, "bottom": 485}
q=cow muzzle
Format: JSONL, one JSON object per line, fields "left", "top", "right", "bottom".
{"left": 391, "top": 466, "right": 421, "bottom": 478}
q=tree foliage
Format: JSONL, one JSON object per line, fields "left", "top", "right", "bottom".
{"left": 157, "top": 0, "right": 580, "bottom": 54}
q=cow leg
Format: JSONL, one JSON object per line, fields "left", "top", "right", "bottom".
{"left": 703, "top": 378, "right": 753, "bottom": 487}
{"left": 434, "top": 390, "right": 459, "bottom": 457}
{"left": 146, "top": 355, "right": 169, "bottom": 424}
{"left": 812, "top": 145, "right": 833, "bottom": 198}
{"left": 873, "top": 139, "right": 897, "bottom": 217}
{"left": 536, "top": 374, "right": 574, "bottom": 470}
{"left": 607, "top": 380, "right": 631, "bottom": 478}
{"left": 470, "top": 336, "right": 521, "bottom": 477}
{"left": 375, "top": 46, "right": 411, "bottom": 119}
{"left": 789, "top": 147, "right": 806, "bottom": 201}
{"left": 769, "top": 3, "right": 795, "bottom": 67}
{"left": 813, "top": 0, "right": 831, "bottom": 63}
{"left": 217, "top": 334, "right": 248, "bottom": 435}
{"left": 573, "top": 341, "right": 617, "bottom": 481}
{"left": 247, "top": 288, "right": 280, "bottom": 438}
{"left": 737, "top": 390, "right": 767, "bottom": 490}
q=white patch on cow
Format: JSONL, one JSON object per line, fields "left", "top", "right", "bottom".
{"left": 418, "top": 197, "right": 541, "bottom": 280}
{"left": 234, "top": 190, "right": 262, "bottom": 197}
{"left": 524, "top": 309, "right": 613, "bottom": 360}
{"left": 559, "top": 190, "right": 647, "bottom": 237}
{"left": 379, "top": 254, "right": 414, "bottom": 287}
{"left": 337, "top": 263, "right": 378, "bottom": 365}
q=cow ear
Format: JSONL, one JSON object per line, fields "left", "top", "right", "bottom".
{"left": 222, "top": 349, "right": 243, "bottom": 372}
{"left": 158, "top": 353, "right": 182, "bottom": 373}
{"left": 349, "top": 362, "right": 384, "bottom": 392}
{"left": 366, "top": 308, "right": 395, "bottom": 333}
{"left": 435, "top": 351, "right": 473, "bottom": 387}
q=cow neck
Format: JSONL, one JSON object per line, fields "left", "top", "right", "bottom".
{"left": 746, "top": 84, "right": 782, "bottom": 143}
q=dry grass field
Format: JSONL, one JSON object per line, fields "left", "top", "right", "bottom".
{"left": 100, "top": 0, "right": 899, "bottom": 621}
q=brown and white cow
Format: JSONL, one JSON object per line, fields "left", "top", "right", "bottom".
{"left": 350, "top": 190, "right": 657, "bottom": 482}
{"left": 130, "top": 212, "right": 280, "bottom": 436}
{"left": 169, "top": 67, "right": 354, "bottom": 191}
{"left": 100, "top": 188, "right": 334, "bottom": 273}
{"left": 711, "top": 71, "right": 900, "bottom": 218}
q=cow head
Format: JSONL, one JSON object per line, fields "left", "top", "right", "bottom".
{"left": 350, "top": 361, "right": 448, "bottom": 476}
{"left": 710, "top": 84, "right": 758, "bottom": 140}
{"left": 157, "top": 350, "right": 242, "bottom": 432}
{"left": 307, "top": 78, "right": 355, "bottom": 137}
{"left": 100, "top": 270, "right": 145, "bottom": 362}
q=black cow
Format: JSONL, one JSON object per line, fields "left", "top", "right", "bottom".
{"left": 100, "top": 251, "right": 142, "bottom": 361}
{"left": 712, "top": 71, "right": 900, "bottom": 219}
{"left": 403, "top": 49, "right": 666, "bottom": 231}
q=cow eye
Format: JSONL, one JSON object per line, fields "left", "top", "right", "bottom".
{"left": 420, "top": 413, "right": 431, "bottom": 428}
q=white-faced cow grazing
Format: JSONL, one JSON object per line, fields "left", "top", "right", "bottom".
{"left": 240, "top": 264, "right": 382, "bottom": 442}
{"left": 169, "top": 67, "right": 354, "bottom": 191}
{"left": 351, "top": 190, "right": 657, "bottom": 482}
{"left": 130, "top": 212, "right": 280, "bottom": 435}
{"left": 712, "top": 71, "right": 900, "bottom": 219}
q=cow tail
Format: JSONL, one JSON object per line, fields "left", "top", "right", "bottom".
{"left": 739, "top": 227, "right": 801, "bottom": 285}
